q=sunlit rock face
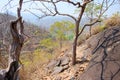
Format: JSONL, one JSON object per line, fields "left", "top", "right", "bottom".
{"left": 78, "top": 26, "right": 120, "bottom": 80}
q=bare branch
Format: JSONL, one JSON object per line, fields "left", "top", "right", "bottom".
{"left": 41, "top": 2, "right": 55, "bottom": 14}
{"left": 1, "top": 0, "right": 13, "bottom": 10}
{"left": 99, "top": 0, "right": 115, "bottom": 18}
{"left": 32, "top": 0, "right": 62, "bottom": 3}
{"left": 25, "top": 9, "right": 56, "bottom": 19}
{"left": 24, "top": 9, "right": 42, "bottom": 18}
{"left": 27, "top": 0, "right": 77, "bottom": 20}
{"left": 17, "top": 0, "right": 24, "bottom": 34}
{"left": 78, "top": 19, "right": 101, "bottom": 36}
{"left": 67, "top": 0, "right": 82, "bottom": 8}
{"left": 51, "top": 0, "right": 77, "bottom": 21}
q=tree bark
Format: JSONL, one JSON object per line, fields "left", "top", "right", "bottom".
{"left": 7, "top": 18, "right": 24, "bottom": 80}
{"left": 72, "top": 21, "right": 79, "bottom": 65}
{"left": 89, "top": 17, "right": 93, "bottom": 36}
{"left": 0, "top": 18, "right": 24, "bottom": 80}
{"left": 72, "top": 3, "right": 87, "bottom": 65}
{"left": 72, "top": 36, "right": 78, "bottom": 65}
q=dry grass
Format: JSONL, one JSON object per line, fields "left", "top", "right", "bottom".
{"left": 105, "top": 14, "right": 120, "bottom": 27}
{"left": 77, "top": 33, "right": 91, "bottom": 45}
{"left": 19, "top": 49, "right": 59, "bottom": 80}
{"left": 91, "top": 14, "right": 120, "bottom": 35}
{"left": 77, "top": 25, "right": 105, "bottom": 46}
{"left": 78, "top": 14, "right": 120, "bottom": 45}
{"left": 91, "top": 25, "right": 105, "bottom": 35}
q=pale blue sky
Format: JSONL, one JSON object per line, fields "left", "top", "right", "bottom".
{"left": 0, "top": 0, "right": 120, "bottom": 26}
{"left": 0, "top": 0, "right": 120, "bottom": 15}
{"left": 0, "top": 0, "right": 76, "bottom": 16}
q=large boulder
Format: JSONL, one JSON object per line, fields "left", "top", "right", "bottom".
{"left": 78, "top": 26, "right": 120, "bottom": 80}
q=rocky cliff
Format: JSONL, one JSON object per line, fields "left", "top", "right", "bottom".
{"left": 78, "top": 26, "right": 120, "bottom": 80}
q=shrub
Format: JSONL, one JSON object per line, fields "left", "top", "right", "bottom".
{"left": 105, "top": 13, "right": 120, "bottom": 27}
{"left": 91, "top": 25, "right": 106, "bottom": 35}
{"left": 40, "top": 38, "right": 59, "bottom": 53}
{"left": 19, "top": 49, "right": 57, "bottom": 80}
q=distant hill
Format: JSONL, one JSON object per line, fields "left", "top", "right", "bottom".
{"left": 22, "top": 13, "right": 89, "bottom": 28}
{"left": 0, "top": 13, "right": 49, "bottom": 53}
{"left": 37, "top": 16, "right": 89, "bottom": 28}
{"left": 0, "top": 13, "right": 16, "bottom": 23}
{"left": 38, "top": 16, "right": 74, "bottom": 27}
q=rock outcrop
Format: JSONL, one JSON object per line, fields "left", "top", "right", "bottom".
{"left": 46, "top": 55, "right": 70, "bottom": 75}
{"left": 78, "top": 26, "right": 120, "bottom": 80}
{"left": 30, "top": 25, "right": 120, "bottom": 80}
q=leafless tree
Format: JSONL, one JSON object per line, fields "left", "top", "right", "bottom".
{"left": 24, "top": 0, "right": 116, "bottom": 65}
{"left": 0, "top": 0, "right": 24, "bottom": 80}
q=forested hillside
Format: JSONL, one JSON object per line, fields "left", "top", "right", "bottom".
{"left": 0, "top": 13, "right": 49, "bottom": 52}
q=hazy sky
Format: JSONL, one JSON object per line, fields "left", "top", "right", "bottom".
{"left": 0, "top": 0, "right": 76, "bottom": 16}
{"left": 0, "top": 0, "right": 120, "bottom": 26}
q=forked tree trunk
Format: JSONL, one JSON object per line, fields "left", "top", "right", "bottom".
{"left": 8, "top": 19, "right": 24, "bottom": 80}
{"left": 72, "top": 3, "right": 87, "bottom": 65}
{"left": 0, "top": 18, "right": 24, "bottom": 80}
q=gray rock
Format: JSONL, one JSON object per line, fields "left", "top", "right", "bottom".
{"left": 81, "top": 57, "right": 87, "bottom": 62}
{"left": 83, "top": 48, "right": 92, "bottom": 60}
{"left": 61, "top": 57, "right": 70, "bottom": 66}
{"left": 78, "top": 26, "right": 120, "bottom": 80}
{"left": 55, "top": 59, "right": 61, "bottom": 66}
{"left": 63, "top": 65, "right": 69, "bottom": 70}
{"left": 52, "top": 67, "right": 64, "bottom": 75}
{"left": 46, "top": 60, "right": 57, "bottom": 69}
{"left": 70, "top": 77, "right": 75, "bottom": 80}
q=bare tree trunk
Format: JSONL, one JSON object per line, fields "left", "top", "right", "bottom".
{"left": 72, "top": 21, "right": 79, "bottom": 65}
{"left": 9, "top": 18, "right": 24, "bottom": 80}
{"left": 89, "top": 9, "right": 94, "bottom": 36}
{"left": 72, "top": 2, "right": 87, "bottom": 65}
{"left": 0, "top": 18, "right": 24, "bottom": 80}
{"left": 5, "top": 0, "right": 24, "bottom": 79}
{"left": 72, "top": 37, "right": 78, "bottom": 65}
